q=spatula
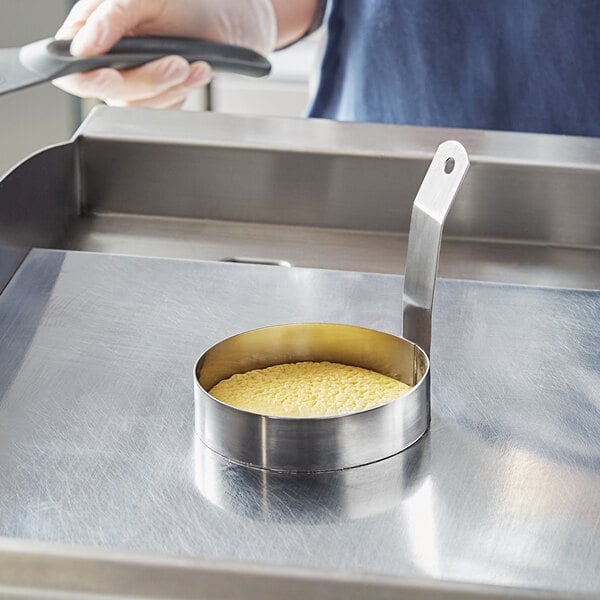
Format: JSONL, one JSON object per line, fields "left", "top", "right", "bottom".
{"left": 0, "top": 36, "right": 271, "bottom": 96}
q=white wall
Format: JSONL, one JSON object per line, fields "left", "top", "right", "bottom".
{"left": 0, "top": 1, "right": 74, "bottom": 175}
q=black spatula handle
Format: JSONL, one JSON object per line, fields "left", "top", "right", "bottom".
{"left": 20, "top": 36, "right": 271, "bottom": 80}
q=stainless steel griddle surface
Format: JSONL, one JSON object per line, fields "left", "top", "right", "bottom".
{"left": 1, "top": 249, "right": 599, "bottom": 595}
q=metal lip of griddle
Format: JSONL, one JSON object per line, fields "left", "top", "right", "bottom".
{"left": 194, "top": 141, "right": 469, "bottom": 472}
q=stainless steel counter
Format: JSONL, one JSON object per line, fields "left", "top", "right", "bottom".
{"left": 2, "top": 108, "right": 600, "bottom": 598}
{"left": 1, "top": 249, "right": 599, "bottom": 596}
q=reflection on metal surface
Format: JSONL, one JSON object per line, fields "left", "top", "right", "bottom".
{"left": 193, "top": 436, "right": 428, "bottom": 522}
{"left": 403, "top": 477, "right": 440, "bottom": 578}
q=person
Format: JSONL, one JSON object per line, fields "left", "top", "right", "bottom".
{"left": 54, "top": 0, "right": 319, "bottom": 109}
{"left": 54, "top": 0, "right": 600, "bottom": 137}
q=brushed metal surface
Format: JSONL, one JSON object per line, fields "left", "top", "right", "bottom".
{"left": 0, "top": 142, "right": 77, "bottom": 293}
{"left": 65, "top": 212, "right": 600, "bottom": 289}
{"left": 1, "top": 249, "right": 600, "bottom": 594}
{"left": 78, "top": 108, "right": 600, "bottom": 248}
{"left": 402, "top": 140, "right": 469, "bottom": 354}
{"left": 77, "top": 139, "right": 600, "bottom": 249}
{"left": 78, "top": 106, "right": 600, "bottom": 167}
{"left": 69, "top": 108, "right": 600, "bottom": 291}
{"left": 2, "top": 107, "right": 600, "bottom": 293}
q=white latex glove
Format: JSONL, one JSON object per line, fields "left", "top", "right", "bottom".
{"left": 53, "top": 0, "right": 277, "bottom": 108}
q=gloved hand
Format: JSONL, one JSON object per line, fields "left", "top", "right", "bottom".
{"left": 53, "top": 0, "right": 277, "bottom": 108}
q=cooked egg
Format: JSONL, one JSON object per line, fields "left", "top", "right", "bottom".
{"left": 209, "top": 361, "right": 412, "bottom": 417}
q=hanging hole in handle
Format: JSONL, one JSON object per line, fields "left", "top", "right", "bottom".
{"left": 444, "top": 157, "right": 455, "bottom": 174}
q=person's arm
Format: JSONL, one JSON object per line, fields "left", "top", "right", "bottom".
{"left": 53, "top": 0, "right": 319, "bottom": 108}
{"left": 272, "top": 0, "right": 320, "bottom": 49}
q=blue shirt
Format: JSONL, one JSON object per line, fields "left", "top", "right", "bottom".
{"left": 308, "top": 0, "right": 600, "bottom": 136}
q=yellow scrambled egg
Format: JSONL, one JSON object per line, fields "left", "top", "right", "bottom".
{"left": 209, "top": 361, "right": 412, "bottom": 417}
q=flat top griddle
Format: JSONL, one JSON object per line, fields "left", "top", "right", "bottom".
{"left": 1, "top": 248, "right": 599, "bottom": 595}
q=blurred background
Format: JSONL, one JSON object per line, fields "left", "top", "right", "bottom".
{"left": 0, "top": 0, "right": 322, "bottom": 175}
